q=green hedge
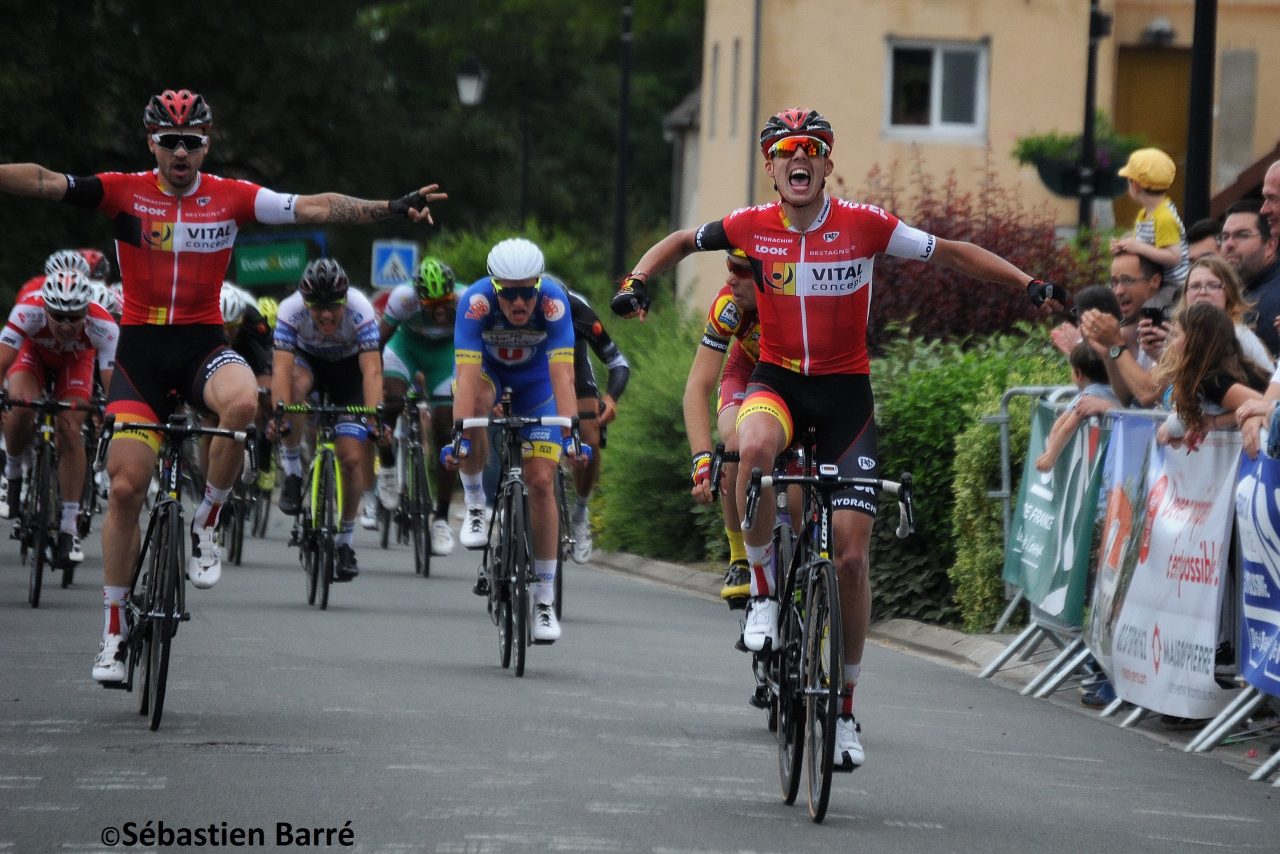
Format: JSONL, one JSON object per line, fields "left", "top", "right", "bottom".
{"left": 950, "top": 352, "right": 1071, "bottom": 631}
{"left": 593, "top": 305, "right": 726, "bottom": 563}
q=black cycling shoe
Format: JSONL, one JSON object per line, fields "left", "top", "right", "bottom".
{"left": 472, "top": 574, "right": 490, "bottom": 597}
{"left": 749, "top": 683, "right": 771, "bottom": 709}
{"left": 334, "top": 544, "right": 359, "bottom": 581}
{"left": 278, "top": 474, "right": 303, "bottom": 516}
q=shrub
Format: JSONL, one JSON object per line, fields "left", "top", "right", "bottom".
{"left": 832, "top": 149, "right": 1107, "bottom": 353}
{"left": 870, "top": 326, "right": 1066, "bottom": 624}
{"left": 594, "top": 305, "right": 724, "bottom": 562}
{"left": 949, "top": 343, "right": 1070, "bottom": 631}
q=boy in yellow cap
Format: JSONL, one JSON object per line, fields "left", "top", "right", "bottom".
{"left": 1110, "top": 147, "right": 1190, "bottom": 288}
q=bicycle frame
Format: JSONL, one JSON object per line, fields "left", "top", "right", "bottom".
{"left": 93, "top": 409, "right": 256, "bottom": 730}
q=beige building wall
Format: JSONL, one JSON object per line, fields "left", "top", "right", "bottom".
{"left": 676, "top": 0, "right": 1280, "bottom": 311}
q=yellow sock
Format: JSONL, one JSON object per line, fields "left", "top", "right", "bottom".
{"left": 726, "top": 528, "right": 746, "bottom": 565}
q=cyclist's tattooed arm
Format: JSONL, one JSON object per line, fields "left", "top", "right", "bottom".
{"left": 295, "top": 185, "right": 446, "bottom": 225}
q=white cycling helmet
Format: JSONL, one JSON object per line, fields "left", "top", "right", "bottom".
{"left": 220, "top": 282, "right": 251, "bottom": 324}
{"left": 90, "top": 281, "right": 122, "bottom": 317}
{"left": 44, "top": 249, "right": 92, "bottom": 277}
{"left": 486, "top": 238, "right": 545, "bottom": 282}
{"left": 42, "top": 270, "right": 94, "bottom": 313}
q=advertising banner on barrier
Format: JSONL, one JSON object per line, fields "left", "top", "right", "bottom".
{"left": 1002, "top": 401, "right": 1108, "bottom": 631}
{"left": 1234, "top": 452, "right": 1280, "bottom": 697}
{"left": 1086, "top": 414, "right": 1156, "bottom": 675}
{"left": 1113, "top": 433, "right": 1243, "bottom": 717}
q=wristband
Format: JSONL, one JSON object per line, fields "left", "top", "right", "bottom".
{"left": 691, "top": 451, "right": 712, "bottom": 488}
{"left": 440, "top": 437, "right": 471, "bottom": 464}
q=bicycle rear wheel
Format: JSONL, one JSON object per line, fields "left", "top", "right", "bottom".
{"left": 29, "top": 443, "right": 56, "bottom": 608}
{"left": 251, "top": 483, "right": 271, "bottom": 537}
{"left": 409, "top": 448, "right": 431, "bottom": 578}
{"left": 775, "top": 566, "right": 805, "bottom": 805}
{"left": 804, "top": 559, "right": 842, "bottom": 823}
{"left": 302, "top": 528, "right": 319, "bottom": 606}
{"left": 143, "top": 502, "right": 182, "bottom": 731}
{"left": 554, "top": 467, "right": 569, "bottom": 619}
{"left": 227, "top": 494, "right": 246, "bottom": 566}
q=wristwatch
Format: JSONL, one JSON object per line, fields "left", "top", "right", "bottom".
{"left": 1108, "top": 345, "right": 1125, "bottom": 360}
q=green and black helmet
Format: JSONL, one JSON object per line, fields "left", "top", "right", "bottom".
{"left": 416, "top": 256, "right": 457, "bottom": 302}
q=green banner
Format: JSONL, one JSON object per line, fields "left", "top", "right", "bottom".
{"left": 234, "top": 241, "right": 309, "bottom": 286}
{"left": 1003, "top": 401, "right": 1109, "bottom": 631}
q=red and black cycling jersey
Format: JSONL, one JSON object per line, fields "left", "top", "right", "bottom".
{"left": 694, "top": 194, "right": 936, "bottom": 375}
{"left": 62, "top": 170, "right": 297, "bottom": 327}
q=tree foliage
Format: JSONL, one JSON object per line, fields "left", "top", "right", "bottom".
{"left": 0, "top": 0, "right": 702, "bottom": 303}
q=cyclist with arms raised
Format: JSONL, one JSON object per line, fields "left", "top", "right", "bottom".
{"left": 0, "top": 270, "right": 118, "bottom": 564}
{"left": 0, "top": 88, "right": 444, "bottom": 682}
{"left": 612, "top": 108, "right": 1062, "bottom": 770}
{"left": 442, "top": 238, "right": 587, "bottom": 642}
{"left": 377, "top": 256, "right": 462, "bottom": 556}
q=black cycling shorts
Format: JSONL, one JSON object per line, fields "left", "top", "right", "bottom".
{"left": 295, "top": 352, "right": 365, "bottom": 407}
{"left": 742, "top": 362, "right": 879, "bottom": 516}
{"left": 107, "top": 324, "right": 246, "bottom": 424}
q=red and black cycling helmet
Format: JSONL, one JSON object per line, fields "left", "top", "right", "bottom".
{"left": 78, "top": 248, "right": 112, "bottom": 281}
{"left": 143, "top": 89, "right": 213, "bottom": 130}
{"left": 758, "top": 108, "right": 834, "bottom": 156}
{"left": 298, "top": 258, "right": 350, "bottom": 305}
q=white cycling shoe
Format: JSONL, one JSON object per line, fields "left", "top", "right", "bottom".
{"left": 187, "top": 527, "right": 222, "bottom": 589}
{"left": 833, "top": 714, "right": 865, "bottom": 770}
{"left": 92, "top": 634, "right": 127, "bottom": 683}
{"left": 742, "top": 597, "right": 779, "bottom": 652}
{"left": 533, "top": 602, "right": 561, "bottom": 643}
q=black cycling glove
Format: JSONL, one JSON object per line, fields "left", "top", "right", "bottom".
{"left": 1026, "top": 278, "right": 1068, "bottom": 308}
{"left": 610, "top": 275, "right": 651, "bottom": 318}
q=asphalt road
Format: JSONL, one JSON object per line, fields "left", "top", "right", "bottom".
{"left": 2, "top": 503, "right": 1276, "bottom": 853}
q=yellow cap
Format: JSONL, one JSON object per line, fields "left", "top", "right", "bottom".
{"left": 726, "top": 247, "right": 752, "bottom": 268}
{"left": 1117, "top": 147, "right": 1176, "bottom": 191}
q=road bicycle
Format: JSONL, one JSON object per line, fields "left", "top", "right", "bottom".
{"left": 743, "top": 435, "right": 915, "bottom": 823}
{"left": 3, "top": 391, "right": 98, "bottom": 606}
{"left": 379, "top": 391, "right": 433, "bottom": 577}
{"left": 459, "top": 392, "right": 578, "bottom": 677}
{"left": 280, "top": 400, "right": 379, "bottom": 610}
{"left": 94, "top": 407, "right": 256, "bottom": 730}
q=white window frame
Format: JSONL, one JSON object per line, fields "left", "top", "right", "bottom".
{"left": 883, "top": 38, "right": 989, "bottom": 143}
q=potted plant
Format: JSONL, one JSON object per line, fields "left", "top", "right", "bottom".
{"left": 1012, "top": 113, "right": 1147, "bottom": 198}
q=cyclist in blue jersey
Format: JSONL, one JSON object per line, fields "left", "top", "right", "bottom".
{"left": 442, "top": 238, "right": 586, "bottom": 642}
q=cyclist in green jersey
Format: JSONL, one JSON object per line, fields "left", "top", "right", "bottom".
{"left": 377, "top": 256, "right": 462, "bottom": 555}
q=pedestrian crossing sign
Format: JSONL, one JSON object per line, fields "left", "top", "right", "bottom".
{"left": 371, "top": 240, "right": 419, "bottom": 289}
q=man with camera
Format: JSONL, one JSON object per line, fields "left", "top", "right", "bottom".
{"left": 1077, "top": 252, "right": 1171, "bottom": 408}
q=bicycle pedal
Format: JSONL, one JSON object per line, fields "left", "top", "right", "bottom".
{"left": 532, "top": 638, "right": 556, "bottom": 646}
{"left": 748, "top": 686, "right": 772, "bottom": 709}
{"left": 725, "top": 595, "right": 748, "bottom": 611}
{"left": 98, "top": 678, "right": 129, "bottom": 691}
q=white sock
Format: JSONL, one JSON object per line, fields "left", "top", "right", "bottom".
{"left": 103, "top": 586, "right": 129, "bottom": 640}
{"left": 4, "top": 454, "right": 22, "bottom": 479}
{"left": 745, "top": 541, "right": 775, "bottom": 598}
{"left": 60, "top": 502, "right": 80, "bottom": 534}
{"left": 460, "top": 471, "right": 485, "bottom": 508}
{"left": 281, "top": 445, "right": 303, "bottom": 478}
{"left": 534, "top": 558, "right": 557, "bottom": 604}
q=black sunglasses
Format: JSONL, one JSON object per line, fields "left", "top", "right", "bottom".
{"left": 151, "top": 132, "right": 209, "bottom": 152}
{"left": 495, "top": 286, "right": 539, "bottom": 302}
{"left": 48, "top": 310, "right": 87, "bottom": 325}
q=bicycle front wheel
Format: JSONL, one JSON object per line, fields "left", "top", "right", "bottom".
{"left": 505, "top": 490, "right": 532, "bottom": 677}
{"left": 29, "top": 443, "right": 57, "bottom": 608}
{"left": 776, "top": 567, "right": 805, "bottom": 805}
{"left": 318, "top": 454, "right": 337, "bottom": 611}
{"left": 804, "top": 559, "right": 842, "bottom": 823}
{"left": 144, "top": 502, "right": 182, "bottom": 731}
{"left": 409, "top": 448, "right": 431, "bottom": 578}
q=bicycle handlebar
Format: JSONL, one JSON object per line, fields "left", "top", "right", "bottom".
{"left": 92, "top": 413, "right": 258, "bottom": 475}
{"left": 1, "top": 394, "right": 102, "bottom": 415}
{"left": 457, "top": 415, "right": 574, "bottom": 431}
{"left": 742, "top": 466, "right": 916, "bottom": 539}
